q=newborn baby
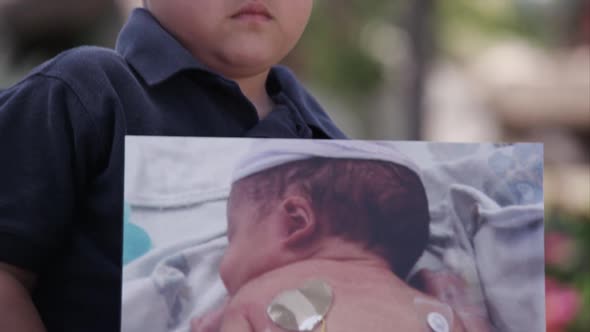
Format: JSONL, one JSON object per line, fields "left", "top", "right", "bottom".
{"left": 193, "top": 142, "right": 467, "bottom": 332}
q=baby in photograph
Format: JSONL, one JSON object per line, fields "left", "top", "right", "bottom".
{"left": 192, "top": 142, "right": 466, "bottom": 332}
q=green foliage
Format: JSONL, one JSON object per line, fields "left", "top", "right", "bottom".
{"left": 436, "top": 0, "right": 557, "bottom": 58}
{"left": 292, "top": 0, "right": 569, "bottom": 98}
{"left": 293, "top": 0, "right": 394, "bottom": 97}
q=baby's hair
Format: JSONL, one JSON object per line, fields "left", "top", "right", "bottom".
{"left": 232, "top": 158, "right": 430, "bottom": 279}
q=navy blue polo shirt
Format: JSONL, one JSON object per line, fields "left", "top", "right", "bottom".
{"left": 0, "top": 8, "right": 345, "bottom": 332}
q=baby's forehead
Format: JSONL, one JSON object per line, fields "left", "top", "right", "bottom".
{"left": 228, "top": 182, "right": 253, "bottom": 206}
{"left": 227, "top": 183, "right": 267, "bottom": 215}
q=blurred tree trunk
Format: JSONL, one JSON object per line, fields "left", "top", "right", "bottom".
{"left": 403, "top": 0, "right": 436, "bottom": 140}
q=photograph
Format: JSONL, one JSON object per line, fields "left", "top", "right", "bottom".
{"left": 122, "top": 137, "right": 545, "bottom": 332}
{"left": 1, "top": 1, "right": 587, "bottom": 332}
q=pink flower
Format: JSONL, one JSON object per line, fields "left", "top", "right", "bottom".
{"left": 545, "top": 232, "right": 577, "bottom": 269}
{"left": 546, "top": 278, "right": 581, "bottom": 332}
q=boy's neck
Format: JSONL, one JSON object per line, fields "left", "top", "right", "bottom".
{"left": 231, "top": 70, "right": 275, "bottom": 119}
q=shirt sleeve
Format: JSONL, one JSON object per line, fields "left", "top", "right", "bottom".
{"left": 0, "top": 74, "right": 102, "bottom": 274}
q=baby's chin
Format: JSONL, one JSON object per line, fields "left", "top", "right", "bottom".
{"left": 225, "top": 277, "right": 251, "bottom": 297}
{"left": 222, "top": 271, "right": 252, "bottom": 296}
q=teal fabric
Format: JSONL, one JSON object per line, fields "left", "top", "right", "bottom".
{"left": 123, "top": 203, "right": 152, "bottom": 265}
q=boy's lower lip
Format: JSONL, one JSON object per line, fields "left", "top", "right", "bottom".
{"left": 231, "top": 13, "right": 273, "bottom": 23}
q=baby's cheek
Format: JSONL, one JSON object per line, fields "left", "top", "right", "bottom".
{"left": 219, "top": 253, "right": 233, "bottom": 286}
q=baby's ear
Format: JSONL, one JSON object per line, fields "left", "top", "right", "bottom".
{"left": 279, "top": 196, "right": 317, "bottom": 248}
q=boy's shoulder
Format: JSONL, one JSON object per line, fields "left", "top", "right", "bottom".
{"left": 1, "top": 45, "right": 143, "bottom": 113}
{"left": 26, "top": 46, "right": 132, "bottom": 87}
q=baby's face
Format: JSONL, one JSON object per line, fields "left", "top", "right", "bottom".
{"left": 220, "top": 192, "right": 281, "bottom": 295}
{"left": 147, "top": 0, "right": 313, "bottom": 77}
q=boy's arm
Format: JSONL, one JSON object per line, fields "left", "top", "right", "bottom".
{"left": 0, "top": 75, "right": 99, "bottom": 332}
{"left": 0, "top": 263, "right": 46, "bottom": 332}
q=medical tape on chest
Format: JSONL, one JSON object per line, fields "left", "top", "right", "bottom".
{"left": 267, "top": 279, "right": 333, "bottom": 331}
{"left": 414, "top": 297, "right": 454, "bottom": 332}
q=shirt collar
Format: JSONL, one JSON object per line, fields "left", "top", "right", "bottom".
{"left": 115, "top": 8, "right": 346, "bottom": 139}
{"left": 116, "top": 8, "right": 211, "bottom": 86}
{"left": 271, "top": 66, "right": 347, "bottom": 139}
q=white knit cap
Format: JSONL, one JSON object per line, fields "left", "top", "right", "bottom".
{"left": 231, "top": 140, "right": 422, "bottom": 182}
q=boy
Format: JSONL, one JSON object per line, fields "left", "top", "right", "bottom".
{"left": 192, "top": 141, "right": 465, "bottom": 332}
{"left": 0, "top": 1, "right": 345, "bottom": 331}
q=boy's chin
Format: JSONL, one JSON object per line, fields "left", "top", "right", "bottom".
{"left": 216, "top": 49, "right": 282, "bottom": 77}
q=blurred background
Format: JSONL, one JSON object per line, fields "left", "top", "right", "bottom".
{"left": 0, "top": 0, "right": 588, "bottom": 330}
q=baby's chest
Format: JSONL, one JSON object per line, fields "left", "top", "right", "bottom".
{"left": 235, "top": 279, "right": 332, "bottom": 332}
{"left": 236, "top": 284, "right": 419, "bottom": 332}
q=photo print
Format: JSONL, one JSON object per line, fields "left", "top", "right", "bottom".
{"left": 122, "top": 137, "right": 544, "bottom": 332}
